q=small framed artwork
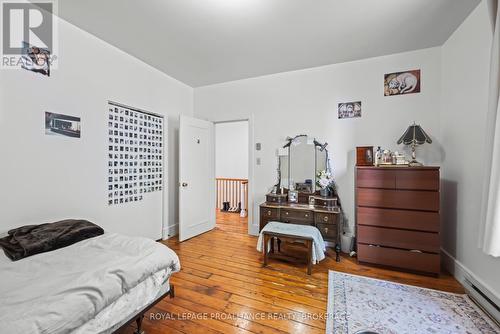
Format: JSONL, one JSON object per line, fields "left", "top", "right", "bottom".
{"left": 356, "top": 146, "right": 374, "bottom": 166}
{"left": 338, "top": 102, "right": 361, "bottom": 119}
{"left": 384, "top": 69, "right": 421, "bottom": 96}
{"left": 296, "top": 183, "right": 312, "bottom": 193}
{"left": 21, "top": 42, "right": 51, "bottom": 76}
{"left": 288, "top": 190, "right": 298, "bottom": 203}
{"left": 45, "top": 112, "right": 81, "bottom": 138}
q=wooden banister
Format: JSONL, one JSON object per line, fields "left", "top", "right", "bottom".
{"left": 216, "top": 178, "right": 248, "bottom": 216}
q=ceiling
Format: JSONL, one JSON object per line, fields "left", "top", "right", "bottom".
{"left": 54, "top": 0, "right": 480, "bottom": 87}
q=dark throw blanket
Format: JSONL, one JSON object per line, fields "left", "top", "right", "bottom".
{"left": 0, "top": 219, "right": 104, "bottom": 261}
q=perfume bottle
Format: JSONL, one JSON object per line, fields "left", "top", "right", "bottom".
{"left": 374, "top": 146, "right": 381, "bottom": 166}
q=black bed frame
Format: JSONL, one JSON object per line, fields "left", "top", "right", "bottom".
{"left": 112, "top": 283, "right": 175, "bottom": 334}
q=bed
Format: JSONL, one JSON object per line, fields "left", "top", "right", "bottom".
{"left": 0, "top": 232, "right": 180, "bottom": 334}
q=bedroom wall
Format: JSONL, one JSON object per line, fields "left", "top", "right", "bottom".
{"left": 441, "top": 0, "right": 500, "bottom": 299}
{"left": 0, "top": 17, "right": 193, "bottom": 240}
{"left": 215, "top": 121, "right": 249, "bottom": 179}
{"left": 194, "top": 47, "right": 443, "bottom": 235}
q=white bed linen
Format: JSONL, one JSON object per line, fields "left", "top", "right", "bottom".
{"left": 0, "top": 233, "right": 180, "bottom": 334}
{"left": 73, "top": 269, "right": 170, "bottom": 334}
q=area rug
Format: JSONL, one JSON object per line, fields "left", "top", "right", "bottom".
{"left": 326, "top": 271, "right": 500, "bottom": 334}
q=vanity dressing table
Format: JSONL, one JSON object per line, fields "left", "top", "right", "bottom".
{"left": 259, "top": 135, "right": 342, "bottom": 261}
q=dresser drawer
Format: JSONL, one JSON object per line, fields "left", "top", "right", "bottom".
{"left": 261, "top": 207, "right": 279, "bottom": 219}
{"left": 357, "top": 244, "right": 440, "bottom": 274}
{"left": 357, "top": 188, "right": 439, "bottom": 211}
{"left": 314, "top": 212, "right": 337, "bottom": 224}
{"left": 280, "top": 209, "right": 313, "bottom": 222}
{"left": 395, "top": 170, "right": 439, "bottom": 191}
{"left": 316, "top": 223, "right": 337, "bottom": 240}
{"left": 358, "top": 225, "right": 439, "bottom": 253}
{"left": 357, "top": 169, "right": 396, "bottom": 189}
{"left": 357, "top": 207, "right": 439, "bottom": 232}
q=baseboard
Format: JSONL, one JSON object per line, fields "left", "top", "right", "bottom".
{"left": 164, "top": 223, "right": 178, "bottom": 239}
{"left": 249, "top": 223, "right": 259, "bottom": 236}
{"left": 442, "top": 248, "right": 500, "bottom": 323}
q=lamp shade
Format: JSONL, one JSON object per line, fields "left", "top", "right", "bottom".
{"left": 397, "top": 123, "right": 432, "bottom": 146}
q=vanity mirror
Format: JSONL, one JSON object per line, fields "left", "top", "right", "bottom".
{"left": 279, "top": 134, "right": 330, "bottom": 194}
{"left": 262, "top": 134, "right": 341, "bottom": 260}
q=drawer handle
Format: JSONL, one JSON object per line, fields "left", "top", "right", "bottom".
{"left": 323, "top": 216, "right": 328, "bottom": 222}
{"left": 267, "top": 210, "right": 272, "bottom": 216}
{"left": 285, "top": 212, "right": 289, "bottom": 215}
{"left": 324, "top": 227, "right": 329, "bottom": 233}
{"left": 305, "top": 213, "right": 309, "bottom": 217}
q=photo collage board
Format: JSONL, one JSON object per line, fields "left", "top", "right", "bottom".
{"left": 107, "top": 102, "right": 164, "bottom": 206}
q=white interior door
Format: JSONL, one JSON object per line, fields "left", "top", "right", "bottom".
{"left": 179, "top": 115, "right": 215, "bottom": 242}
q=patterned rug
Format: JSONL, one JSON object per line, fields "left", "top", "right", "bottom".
{"left": 326, "top": 271, "right": 500, "bottom": 334}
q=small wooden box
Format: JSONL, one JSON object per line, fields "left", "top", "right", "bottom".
{"left": 356, "top": 146, "right": 374, "bottom": 166}
{"left": 266, "top": 193, "right": 287, "bottom": 204}
{"left": 310, "top": 196, "right": 338, "bottom": 208}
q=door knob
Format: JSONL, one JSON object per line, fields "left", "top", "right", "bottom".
{"left": 181, "top": 182, "right": 188, "bottom": 187}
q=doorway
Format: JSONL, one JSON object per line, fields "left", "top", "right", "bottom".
{"left": 214, "top": 120, "right": 249, "bottom": 233}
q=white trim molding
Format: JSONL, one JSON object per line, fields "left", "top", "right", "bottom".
{"left": 442, "top": 248, "right": 500, "bottom": 323}
{"left": 164, "top": 223, "right": 179, "bottom": 239}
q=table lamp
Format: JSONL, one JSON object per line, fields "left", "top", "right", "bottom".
{"left": 397, "top": 122, "right": 432, "bottom": 166}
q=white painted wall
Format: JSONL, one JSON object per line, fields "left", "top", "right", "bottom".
{"left": 215, "top": 121, "right": 249, "bottom": 179}
{"left": 441, "top": 0, "right": 500, "bottom": 297}
{"left": 0, "top": 17, "right": 193, "bottom": 240}
{"left": 194, "top": 47, "right": 443, "bottom": 235}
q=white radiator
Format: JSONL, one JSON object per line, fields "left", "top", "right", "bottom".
{"left": 463, "top": 274, "right": 500, "bottom": 324}
{"left": 442, "top": 248, "right": 500, "bottom": 324}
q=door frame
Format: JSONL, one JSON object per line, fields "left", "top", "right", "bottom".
{"left": 214, "top": 115, "right": 256, "bottom": 235}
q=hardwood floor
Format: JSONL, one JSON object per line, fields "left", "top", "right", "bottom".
{"left": 128, "top": 211, "right": 463, "bottom": 334}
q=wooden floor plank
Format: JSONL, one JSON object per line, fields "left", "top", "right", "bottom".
{"left": 178, "top": 257, "right": 328, "bottom": 299}
{"left": 123, "top": 211, "right": 463, "bottom": 334}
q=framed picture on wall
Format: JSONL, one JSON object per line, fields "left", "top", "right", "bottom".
{"left": 384, "top": 69, "right": 421, "bottom": 96}
{"left": 21, "top": 42, "right": 51, "bottom": 76}
{"left": 106, "top": 101, "right": 164, "bottom": 206}
{"left": 45, "top": 112, "right": 81, "bottom": 138}
{"left": 338, "top": 101, "right": 361, "bottom": 119}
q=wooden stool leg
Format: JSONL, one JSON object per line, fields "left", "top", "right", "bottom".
{"left": 263, "top": 234, "right": 269, "bottom": 266}
{"left": 134, "top": 315, "right": 144, "bottom": 334}
{"left": 277, "top": 238, "right": 281, "bottom": 252}
{"left": 270, "top": 236, "right": 275, "bottom": 253}
{"left": 307, "top": 240, "right": 312, "bottom": 275}
{"left": 169, "top": 284, "right": 175, "bottom": 298}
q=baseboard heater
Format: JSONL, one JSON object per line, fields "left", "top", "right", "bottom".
{"left": 463, "top": 275, "right": 500, "bottom": 325}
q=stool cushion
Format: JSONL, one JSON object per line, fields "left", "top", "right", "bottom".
{"left": 256, "top": 222, "right": 326, "bottom": 263}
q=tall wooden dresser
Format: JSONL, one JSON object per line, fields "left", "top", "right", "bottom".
{"left": 355, "top": 166, "right": 440, "bottom": 275}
